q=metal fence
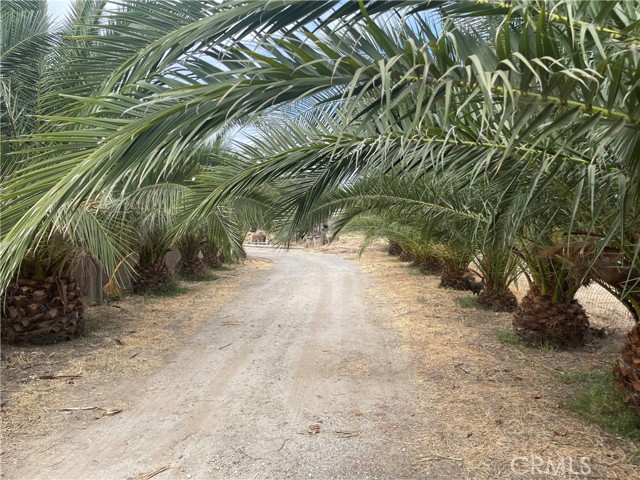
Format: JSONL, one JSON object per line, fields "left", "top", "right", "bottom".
{"left": 575, "top": 283, "right": 634, "bottom": 329}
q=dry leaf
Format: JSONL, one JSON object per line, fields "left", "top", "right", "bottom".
{"left": 308, "top": 424, "right": 321, "bottom": 435}
{"left": 220, "top": 320, "right": 240, "bottom": 326}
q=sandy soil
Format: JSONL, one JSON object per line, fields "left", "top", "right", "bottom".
{"left": 2, "top": 245, "right": 639, "bottom": 479}
{"left": 2, "top": 249, "right": 461, "bottom": 479}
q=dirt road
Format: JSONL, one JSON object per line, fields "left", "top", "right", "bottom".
{"left": 6, "top": 249, "right": 457, "bottom": 479}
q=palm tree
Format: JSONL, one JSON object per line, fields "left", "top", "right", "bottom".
{"left": 0, "top": 1, "right": 135, "bottom": 342}
{"left": 1, "top": 0, "right": 136, "bottom": 283}
{"left": 0, "top": 0, "right": 54, "bottom": 178}
{"left": 512, "top": 239, "right": 592, "bottom": 348}
{"left": 110, "top": 144, "right": 253, "bottom": 290}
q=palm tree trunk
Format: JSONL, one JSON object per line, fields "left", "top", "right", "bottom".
{"left": 413, "top": 254, "right": 444, "bottom": 275}
{"left": 1, "top": 276, "right": 84, "bottom": 344}
{"left": 176, "top": 257, "right": 205, "bottom": 279}
{"left": 614, "top": 324, "right": 640, "bottom": 415}
{"left": 387, "top": 241, "right": 402, "bottom": 256}
{"left": 477, "top": 287, "right": 517, "bottom": 312}
{"left": 440, "top": 266, "right": 473, "bottom": 291}
{"left": 204, "top": 242, "right": 224, "bottom": 268}
{"left": 613, "top": 296, "right": 640, "bottom": 415}
{"left": 132, "top": 262, "right": 174, "bottom": 294}
{"left": 512, "top": 285, "right": 590, "bottom": 348}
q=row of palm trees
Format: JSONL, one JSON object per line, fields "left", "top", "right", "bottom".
{"left": 1, "top": 1, "right": 269, "bottom": 292}
{"left": 1, "top": 1, "right": 638, "bottom": 412}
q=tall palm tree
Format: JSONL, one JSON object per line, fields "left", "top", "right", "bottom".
{"left": 0, "top": 1, "right": 134, "bottom": 342}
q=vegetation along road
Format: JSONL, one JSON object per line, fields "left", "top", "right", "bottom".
{"left": 2, "top": 0, "right": 640, "bottom": 477}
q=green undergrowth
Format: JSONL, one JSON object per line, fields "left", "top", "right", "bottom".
{"left": 455, "top": 295, "right": 478, "bottom": 309}
{"left": 496, "top": 329, "right": 557, "bottom": 352}
{"left": 496, "top": 329, "right": 525, "bottom": 347}
{"left": 180, "top": 272, "right": 219, "bottom": 283}
{"left": 557, "top": 369, "right": 640, "bottom": 442}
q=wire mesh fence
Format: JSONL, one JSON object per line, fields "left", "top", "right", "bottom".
{"left": 575, "top": 283, "right": 634, "bottom": 330}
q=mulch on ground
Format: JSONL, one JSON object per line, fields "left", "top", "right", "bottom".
{"left": 320, "top": 239, "right": 639, "bottom": 478}
{"left": 0, "top": 259, "right": 270, "bottom": 445}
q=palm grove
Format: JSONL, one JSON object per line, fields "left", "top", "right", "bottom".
{"left": 1, "top": 0, "right": 639, "bottom": 417}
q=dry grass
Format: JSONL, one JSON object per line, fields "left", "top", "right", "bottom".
{"left": 321, "top": 238, "right": 640, "bottom": 478}
{"left": 0, "top": 258, "right": 271, "bottom": 446}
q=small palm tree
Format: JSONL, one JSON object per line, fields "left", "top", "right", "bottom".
{"left": 175, "top": 230, "right": 206, "bottom": 279}
{"left": 132, "top": 219, "right": 176, "bottom": 294}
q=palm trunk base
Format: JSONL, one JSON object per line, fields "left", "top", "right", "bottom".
{"left": 177, "top": 258, "right": 206, "bottom": 279}
{"left": 1, "top": 277, "right": 85, "bottom": 344}
{"left": 513, "top": 285, "right": 590, "bottom": 348}
{"left": 132, "top": 264, "right": 175, "bottom": 294}
{"left": 413, "top": 256, "right": 444, "bottom": 275}
{"left": 440, "top": 269, "right": 472, "bottom": 291}
{"left": 204, "top": 252, "right": 224, "bottom": 268}
{"left": 477, "top": 288, "right": 518, "bottom": 312}
{"left": 398, "top": 251, "right": 414, "bottom": 262}
{"left": 613, "top": 325, "right": 640, "bottom": 416}
{"left": 387, "top": 241, "right": 402, "bottom": 256}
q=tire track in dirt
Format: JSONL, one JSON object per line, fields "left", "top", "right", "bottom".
{"left": 286, "top": 259, "right": 334, "bottom": 423}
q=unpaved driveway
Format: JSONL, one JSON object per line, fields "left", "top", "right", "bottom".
{"left": 6, "top": 249, "right": 458, "bottom": 479}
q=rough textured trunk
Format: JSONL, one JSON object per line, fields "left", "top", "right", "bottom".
{"left": 387, "top": 241, "right": 402, "bottom": 256}
{"left": 398, "top": 251, "right": 415, "bottom": 262}
{"left": 512, "top": 285, "right": 590, "bottom": 348}
{"left": 204, "top": 253, "right": 223, "bottom": 268}
{"left": 613, "top": 324, "right": 640, "bottom": 416}
{"left": 177, "top": 257, "right": 206, "bottom": 279}
{"left": 1, "top": 277, "right": 85, "bottom": 344}
{"left": 132, "top": 264, "right": 175, "bottom": 294}
{"left": 204, "top": 249, "right": 224, "bottom": 268}
{"left": 203, "top": 242, "right": 224, "bottom": 268}
{"left": 413, "top": 256, "right": 444, "bottom": 275}
{"left": 440, "top": 267, "right": 473, "bottom": 291}
{"left": 477, "top": 287, "right": 518, "bottom": 312}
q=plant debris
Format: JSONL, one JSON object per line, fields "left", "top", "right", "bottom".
{"left": 37, "top": 374, "right": 82, "bottom": 380}
{"left": 128, "top": 465, "right": 170, "bottom": 480}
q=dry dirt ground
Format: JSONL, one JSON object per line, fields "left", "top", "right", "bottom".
{"left": 1, "top": 244, "right": 639, "bottom": 479}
